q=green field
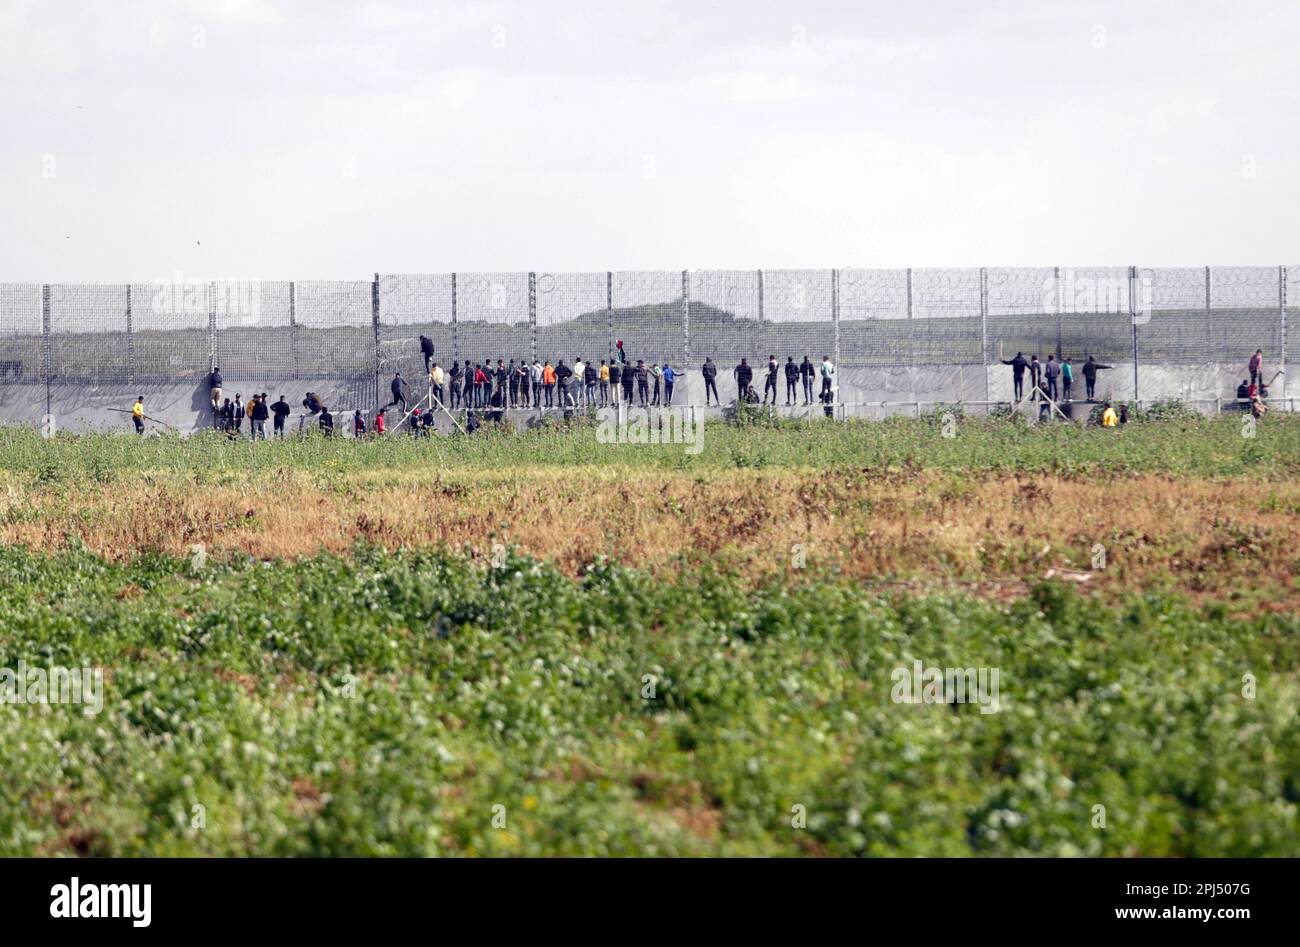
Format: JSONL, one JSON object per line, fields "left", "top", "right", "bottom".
{"left": 1, "top": 414, "right": 1297, "bottom": 855}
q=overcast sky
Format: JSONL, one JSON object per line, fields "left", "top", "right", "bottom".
{"left": 2, "top": 0, "right": 1296, "bottom": 281}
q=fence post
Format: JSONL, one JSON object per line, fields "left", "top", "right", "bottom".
{"left": 528, "top": 271, "right": 537, "bottom": 365}
{"left": 450, "top": 272, "right": 458, "bottom": 367}
{"left": 1280, "top": 265, "right": 1288, "bottom": 400}
{"left": 1205, "top": 266, "right": 1213, "bottom": 363}
{"left": 831, "top": 268, "right": 840, "bottom": 380}
{"left": 980, "top": 267, "right": 990, "bottom": 402}
{"left": 681, "top": 269, "right": 690, "bottom": 369}
{"left": 1053, "top": 265, "right": 1062, "bottom": 359}
{"left": 289, "top": 282, "right": 298, "bottom": 380}
{"left": 125, "top": 284, "right": 134, "bottom": 388}
{"left": 906, "top": 267, "right": 914, "bottom": 369}
{"left": 371, "top": 273, "right": 381, "bottom": 407}
{"left": 41, "top": 284, "right": 51, "bottom": 422}
{"left": 756, "top": 269, "right": 765, "bottom": 323}
{"left": 606, "top": 271, "right": 614, "bottom": 361}
{"left": 207, "top": 281, "right": 217, "bottom": 372}
{"left": 1129, "top": 265, "right": 1140, "bottom": 404}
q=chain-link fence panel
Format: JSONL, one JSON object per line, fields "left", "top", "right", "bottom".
{"left": 377, "top": 273, "right": 455, "bottom": 385}
{"left": 0, "top": 283, "right": 42, "bottom": 383}
{"left": 536, "top": 271, "right": 609, "bottom": 366}
{"left": 689, "top": 270, "right": 761, "bottom": 370}
{"left": 293, "top": 280, "right": 374, "bottom": 382}
{"left": 986, "top": 267, "right": 1054, "bottom": 363}
{"left": 910, "top": 268, "right": 982, "bottom": 365}
{"left": 838, "top": 268, "right": 908, "bottom": 367}
{"left": 759, "top": 269, "right": 834, "bottom": 374}
{"left": 1052, "top": 266, "right": 1132, "bottom": 363}
{"left": 48, "top": 283, "right": 128, "bottom": 386}
{"left": 612, "top": 271, "right": 683, "bottom": 371}
{"left": 1136, "top": 267, "right": 1209, "bottom": 364}
{"left": 1210, "top": 266, "right": 1282, "bottom": 368}
{"left": 131, "top": 280, "right": 211, "bottom": 384}
{"left": 212, "top": 280, "right": 293, "bottom": 388}
{"left": 454, "top": 273, "right": 531, "bottom": 372}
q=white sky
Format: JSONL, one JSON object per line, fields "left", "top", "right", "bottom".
{"left": 1, "top": 0, "right": 1296, "bottom": 281}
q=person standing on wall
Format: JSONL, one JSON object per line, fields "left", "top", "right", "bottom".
{"left": 784, "top": 357, "right": 798, "bottom": 406}
{"left": 762, "top": 355, "right": 778, "bottom": 405}
{"left": 734, "top": 358, "right": 752, "bottom": 402}
{"left": 1044, "top": 355, "right": 1060, "bottom": 402}
{"left": 819, "top": 355, "right": 835, "bottom": 404}
{"left": 1082, "top": 355, "right": 1111, "bottom": 402}
{"left": 448, "top": 360, "right": 462, "bottom": 409}
{"left": 430, "top": 362, "right": 445, "bottom": 409}
{"left": 1001, "top": 352, "right": 1029, "bottom": 401}
{"left": 701, "top": 357, "right": 719, "bottom": 406}
{"left": 1060, "top": 358, "right": 1074, "bottom": 402}
{"left": 800, "top": 355, "right": 815, "bottom": 405}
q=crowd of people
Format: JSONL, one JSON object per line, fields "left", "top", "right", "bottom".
{"left": 125, "top": 343, "right": 1276, "bottom": 437}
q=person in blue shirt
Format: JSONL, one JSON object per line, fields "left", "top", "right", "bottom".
{"left": 661, "top": 363, "right": 677, "bottom": 406}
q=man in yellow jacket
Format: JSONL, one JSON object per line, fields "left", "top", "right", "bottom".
{"left": 131, "top": 396, "right": 145, "bottom": 435}
{"left": 1101, "top": 402, "right": 1118, "bottom": 428}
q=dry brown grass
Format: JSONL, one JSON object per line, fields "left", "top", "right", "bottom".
{"left": 6, "top": 466, "right": 1298, "bottom": 609}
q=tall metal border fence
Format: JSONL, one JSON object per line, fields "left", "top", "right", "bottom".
{"left": 0, "top": 267, "right": 1293, "bottom": 421}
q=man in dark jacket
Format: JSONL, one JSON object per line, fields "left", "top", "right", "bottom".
{"left": 701, "top": 357, "right": 719, "bottom": 405}
{"left": 1043, "top": 355, "right": 1060, "bottom": 401}
{"left": 388, "top": 372, "right": 407, "bottom": 413}
{"left": 209, "top": 366, "right": 224, "bottom": 423}
{"left": 621, "top": 360, "right": 635, "bottom": 403}
{"left": 634, "top": 360, "right": 650, "bottom": 405}
{"left": 800, "top": 356, "right": 815, "bottom": 404}
{"left": 555, "top": 360, "right": 573, "bottom": 407}
{"left": 271, "top": 395, "right": 290, "bottom": 437}
{"left": 783, "top": 357, "right": 799, "bottom": 405}
{"left": 251, "top": 393, "right": 269, "bottom": 440}
{"left": 420, "top": 335, "right": 435, "bottom": 373}
{"left": 734, "top": 358, "right": 753, "bottom": 401}
{"left": 495, "top": 360, "right": 508, "bottom": 402}
{"left": 1082, "top": 356, "right": 1111, "bottom": 401}
{"left": 449, "top": 361, "right": 463, "bottom": 409}
{"left": 1001, "top": 352, "right": 1029, "bottom": 401}
{"left": 1028, "top": 355, "right": 1042, "bottom": 394}
{"left": 584, "top": 360, "right": 598, "bottom": 406}
{"left": 462, "top": 360, "right": 474, "bottom": 407}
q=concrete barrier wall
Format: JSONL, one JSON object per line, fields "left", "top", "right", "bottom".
{"left": 2, "top": 361, "right": 1288, "bottom": 435}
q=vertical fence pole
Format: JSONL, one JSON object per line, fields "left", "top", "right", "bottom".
{"left": 289, "top": 282, "right": 298, "bottom": 381}
{"left": 207, "top": 281, "right": 217, "bottom": 372}
{"left": 528, "top": 272, "right": 537, "bottom": 365}
{"left": 371, "top": 273, "right": 381, "bottom": 407}
{"left": 681, "top": 270, "right": 691, "bottom": 369}
{"left": 125, "top": 284, "right": 134, "bottom": 388}
{"left": 906, "top": 267, "right": 914, "bottom": 369}
{"left": 980, "top": 267, "right": 990, "bottom": 403}
{"left": 831, "top": 269, "right": 840, "bottom": 384}
{"left": 1129, "top": 265, "right": 1140, "bottom": 404}
{"left": 450, "top": 272, "right": 458, "bottom": 367}
{"left": 606, "top": 271, "right": 614, "bottom": 361}
{"left": 1280, "top": 264, "right": 1288, "bottom": 401}
{"left": 41, "top": 284, "right": 51, "bottom": 422}
{"left": 1053, "top": 265, "right": 1063, "bottom": 359}
{"left": 756, "top": 269, "right": 765, "bottom": 324}
{"left": 1205, "top": 266, "right": 1213, "bottom": 363}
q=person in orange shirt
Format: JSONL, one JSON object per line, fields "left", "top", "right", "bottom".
{"left": 542, "top": 361, "right": 556, "bottom": 407}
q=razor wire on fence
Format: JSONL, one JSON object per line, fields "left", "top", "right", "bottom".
{"left": 0, "top": 267, "right": 1291, "bottom": 411}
